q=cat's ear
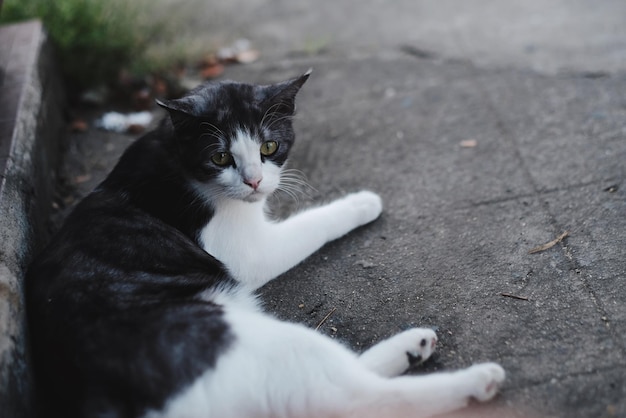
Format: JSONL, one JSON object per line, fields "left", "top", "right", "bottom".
{"left": 259, "top": 69, "right": 312, "bottom": 116}
{"left": 156, "top": 96, "right": 201, "bottom": 135}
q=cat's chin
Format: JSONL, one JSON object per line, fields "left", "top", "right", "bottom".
{"left": 241, "top": 191, "right": 267, "bottom": 203}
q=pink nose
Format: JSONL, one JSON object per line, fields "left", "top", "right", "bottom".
{"left": 244, "top": 177, "right": 262, "bottom": 190}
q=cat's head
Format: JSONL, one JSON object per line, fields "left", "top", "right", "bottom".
{"left": 157, "top": 70, "right": 310, "bottom": 203}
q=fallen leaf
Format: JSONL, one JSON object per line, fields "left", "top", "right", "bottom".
{"left": 70, "top": 119, "right": 88, "bottom": 133}
{"left": 529, "top": 231, "right": 569, "bottom": 254}
{"left": 73, "top": 174, "right": 92, "bottom": 184}
{"left": 132, "top": 88, "right": 152, "bottom": 111}
{"left": 460, "top": 139, "right": 478, "bottom": 148}
{"left": 200, "top": 62, "right": 225, "bottom": 79}
{"left": 127, "top": 124, "right": 147, "bottom": 135}
{"left": 152, "top": 77, "right": 169, "bottom": 97}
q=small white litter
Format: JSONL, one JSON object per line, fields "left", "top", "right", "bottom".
{"left": 96, "top": 111, "right": 153, "bottom": 133}
{"left": 217, "top": 38, "right": 259, "bottom": 64}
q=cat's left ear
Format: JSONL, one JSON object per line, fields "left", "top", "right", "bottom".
{"left": 259, "top": 69, "right": 312, "bottom": 115}
{"left": 156, "top": 95, "right": 202, "bottom": 132}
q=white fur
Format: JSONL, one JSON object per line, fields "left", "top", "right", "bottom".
{"left": 359, "top": 328, "right": 438, "bottom": 378}
{"left": 199, "top": 132, "right": 383, "bottom": 289}
{"left": 154, "top": 130, "right": 507, "bottom": 417}
{"left": 145, "top": 287, "right": 505, "bottom": 418}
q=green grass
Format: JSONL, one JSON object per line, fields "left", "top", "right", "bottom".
{"left": 1, "top": 0, "right": 156, "bottom": 92}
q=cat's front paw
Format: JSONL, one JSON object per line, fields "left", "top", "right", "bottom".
{"left": 342, "top": 191, "right": 383, "bottom": 226}
{"left": 463, "top": 363, "right": 506, "bottom": 402}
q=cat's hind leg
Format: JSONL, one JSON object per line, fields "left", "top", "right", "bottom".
{"left": 154, "top": 309, "right": 504, "bottom": 418}
{"left": 359, "top": 327, "right": 438, "bottom": 377}
{"left": 350, "top": 361, "right": 505, "bottom": 418}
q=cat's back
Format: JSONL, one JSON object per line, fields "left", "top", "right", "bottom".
{"left": 25, "top": 163, "right": 235, "bottom": 417}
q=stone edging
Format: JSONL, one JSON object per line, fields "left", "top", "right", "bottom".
{"left": 0, "top": 19, "right": 66, "bottom": 417}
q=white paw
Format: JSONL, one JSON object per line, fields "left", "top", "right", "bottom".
{"left": 360, "top": 328, "right": 437, "bottom": 377}
{"left": 342, "top": 191, "right": 383, "bottom": 226}
{"left": 464, "top": 363, "right": 506, "bottom": 402}
{"left": 398, "top": 328, "right": 438, "bottom": 367}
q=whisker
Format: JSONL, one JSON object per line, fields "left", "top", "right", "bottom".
{"left": 199, "top": 141, "right": 222, "bottom": 154}
{"left": 264, "top": 114, "right": 296, "bottom": 131}
{"left": 199, "top": 132, "right": 223, "bottom": 142}
{"left": 260, "top": 103, "right": 284, "bottom": 128}
{"left": 199, "top": 122, "right": 226, "bottom": 137}
{"left": 275, "top": 167, "right": 317, "bottom": 206}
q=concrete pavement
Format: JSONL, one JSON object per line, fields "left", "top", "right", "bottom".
{"left": 42, "top": 1, "right": 626, "bottom": 417}
{"left": 255, "top": 57, "right": 626, "bottom": 418}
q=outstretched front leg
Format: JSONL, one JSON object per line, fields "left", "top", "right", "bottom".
{"left": 201, "top": 191, "right": 383, "bottom": 288}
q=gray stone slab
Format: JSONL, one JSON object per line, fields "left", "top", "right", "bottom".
{"left": 0, "top": 20, "right": 65, "bottom": 417}
{"left": 543, "top": 183, "right": 626, "bottom": 347}
{"left": 507, "top": 367, "right": 626, "bottom": 418}
{"left": 262, "top": 196, "right": 622, "bottom": 374}
{"left": 251, "top": 56, "right": 626, "bottom": 417}
{"left": 480, "top": 70, "right": 626, "bottom": 192}
{"left": 228, "top": 58, "right": 536, "bottom": 215}
{"left": 165, "top": 0, "right": 626, "bottom": 74}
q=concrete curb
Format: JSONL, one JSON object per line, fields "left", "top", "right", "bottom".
{"left": 0, "top": 20, "right": 66, "bottom": 417}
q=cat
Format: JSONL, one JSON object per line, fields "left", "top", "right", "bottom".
{"left": 26, "top": 70, "right": 505, "bottom": 418}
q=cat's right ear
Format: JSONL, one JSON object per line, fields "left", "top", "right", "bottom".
{"left": 259, "top": 69, "right": 312, "bottom": 116}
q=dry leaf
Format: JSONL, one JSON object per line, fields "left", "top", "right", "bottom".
{"left": 70, "top": 119, "right": 88, "bottom": 133}
{"left": 529, "top": 231, "right": 569, "bottom": 254}
{"left": 73, "top": 174, "right": 92, "bottom": 184}
{"left": 127, "top": 124, "right": 147, "bottom": 135}
{"left": 460, "top": 139, "right": 478, "bottom": 148}
{"left": 200, "top": 63, "right": 225, "bottom": 79}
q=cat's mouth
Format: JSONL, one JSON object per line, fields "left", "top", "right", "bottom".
{"left": 242, "top": 190, "right": 265, "bottom": 203}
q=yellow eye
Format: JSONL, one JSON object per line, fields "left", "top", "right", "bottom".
{"left": 211, "top": 152, "right": 233, "bottom": 166}
{"left": 260, "top": 141, "right": 278, "bottom": 156}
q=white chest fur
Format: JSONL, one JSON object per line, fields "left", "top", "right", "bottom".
{"left": 200, "top": 191, "right": 383, "bottom": 289}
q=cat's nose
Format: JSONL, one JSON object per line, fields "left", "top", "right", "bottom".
{"left": 244, "top": 177, "right": 263, "bottom": 190}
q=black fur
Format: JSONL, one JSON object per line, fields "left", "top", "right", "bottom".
{"left": 25, "top": 73, "right": 309, "bottom": 418}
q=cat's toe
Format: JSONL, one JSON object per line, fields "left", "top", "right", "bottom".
{"left": 466, "top": 363, "right": 506, "bottom": 402}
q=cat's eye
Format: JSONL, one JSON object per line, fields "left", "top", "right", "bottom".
{"left": 260, "top": 141, "right": 278, "bottom": 157}
{"left": 211, "top": 152, "right": 233, "bottom": 166}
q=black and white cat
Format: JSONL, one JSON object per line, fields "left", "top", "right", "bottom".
{"left": 26, "top": 70, "right": 505, "bottom": 418}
